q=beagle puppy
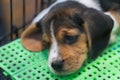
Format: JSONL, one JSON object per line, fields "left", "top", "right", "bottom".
{"left": 21, "top": 0, "right": 120, "bottom": 75}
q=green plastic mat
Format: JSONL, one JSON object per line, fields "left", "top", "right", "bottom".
{"left": 0, "top": 34, "right": 120, "bottom": 80}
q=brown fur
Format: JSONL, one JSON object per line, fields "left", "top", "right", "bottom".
{"left": 109, "top": 11, "right": 120, "bottom": 25}
{"left": 21, "top": 23, "right": 45, "bottom": 51}
{"left": 59, "top": 33, "right": 88, "bottom": 72}
{"left": 56, "top": 27, "right": 80, "bottom": 42}
{"left": 54, "top": 27, "right": 88, "bottom": 73}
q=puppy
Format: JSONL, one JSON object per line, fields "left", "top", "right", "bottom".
{"left": 21, "top": 0, "right": 120, "bottom": 75}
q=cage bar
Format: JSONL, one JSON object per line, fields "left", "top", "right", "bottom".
{"left": 10, "top": 0, "right": 13, "bottom": 40}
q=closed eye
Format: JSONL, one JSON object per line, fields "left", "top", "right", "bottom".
{"left": 64, "top": 35, "right": 79, "bottom": 44}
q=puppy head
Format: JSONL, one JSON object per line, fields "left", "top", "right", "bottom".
{"left": 21, "top": 1, "right": 113, "bottom": 75}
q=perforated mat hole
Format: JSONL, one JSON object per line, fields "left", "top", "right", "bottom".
{"left": 1, "top": 54, "right": 5, "bottom": 57}
{"left": 84, "top": 77, "right": 87, "bottom": 79}
{"left": 23, "top": 72, "right": 27, "bottom": 75}
{"left": 8, "top": 46, "right": 11, "bottom": 48}
{"left": 27, "top": 76, "right": 31, "bottom": 79}
{"left": 13, "top": 63, "right": 16, "bottom": 66}
{"left": 96, "top": 62, "right": 100, "bottom": 65}
{"left": 23, "top": 58, "right": 26, "bottom": 61}
{"left": 6, "top": 51, "right": 10, "bottom": 53}
{"left": 15, "top": 52, "right": 19, "bottom": 54}
{"left": 113, "top": 53, "right": 116, "bottom": 55}
{"left": 5, "top": 57, "right": 8, "bottom": 60}
{"left": 38, "top": 70, "right": 41, "bottom": 73}
{"left": 115, "top": 60, "right": 118, "bottom": 62}
{"left": 108, "top": 49, "right": 112, "bottom": 52}
{"left": 22, "top": 64, "right": 25, "bottom": 67}
{"left": 12, "top": 49, "right": 15, "bottom": 51}
{"left": 108, "top": 76, "right": 111, "bottom": 78}
{"left": 36, "top": 76, "right": 40, "bottom": 79}
{"left": 117, "top": 45, "right": 120, "bottom": 47}
{"left": 117, "top": 77, "right": 120, "bottom": 79}
{"left": 93, "top": 78, "right": 97, "bottom": 80}
{"left": 10, "top": 54, "right": 14, "bottom": 57}
{"left": 42, "top": 74, "right": 45, "bottom": 76}
{"left": 51, "top": 75, "right": 54, "bottom": 78}
{"left": 14, "top": 58, "right": 17, "bottom": 60}
{"left": 34, "top": 67, "right": 37, "bottom": 70}
{"left": 118, "top": 50, "right": 120, "bottom": 53}
{"left": 3, "top": 48, "right": 6, "bottom": 50}
{"left": 42, "top": 68, "right": 46, "bottom": 71}
{"left": 19, "top": 55, "right": 23, "bottom": 58}
{"left": 17, "top": 67, "right": 20, "bottom": 70}
{"left": 24, "top": 53, "right": 28, "bottom": 55}
{"left": 11, "top": 70, "right": 15, "bottom": 72}
{"left": 103, "top": 72, "right": 106, "bottom": 75}
{"left": 55, "top": 78, "right": 59, "bottom": 80}
{"left": 110, "top": 62, "right": 113, "bottom": 65}
{"left": 112, "top": 73, "right": 115, "bottom": 76}
{"left": 46, "top": 77, "right": 49, "bottom": 80}
{"left": 18, "top": 61, "right": 21, "bottom": 63}
{"left": 104, "top": 52, "right": 107, "bottom": 55}
{"left": 88, "top": 74, "right": 92, "bottom": 77}
{"left": 28, "top": 56, "right": 31, "bottom": 58}
{"left": 108, "top": 70, "right": 111, "bottom": 72}
{"left": 112, "top": 47, "right": 116, "bottom": 50}
{"left": 47, "top": 71, "right": 50, "bottom": 74}
{"left": 108, "top": 55, "right": 112, "bottom": 58}
{"left": 20, "top": 50, "right": 24, "bottom": 52}
{"left": 17, "top": 46, "right": 20, "bottom": 49}
{"left": 103, "top": 67, "right": 106, "bottom": 69}
{"left": 114, "top": 65, "right": 118, "bottom": 68}
{"left": 98, "top": 75, "right": 101, "bottom": 78}
{"left": 0, "top": 60, "right": 3, "bottom": 62}
{"left": 87, "top": 67, "right": 91, "bottom": 70}
{"left": 3, "top": 63, "right": 7, "bottom": 66}
{"left": 27, "top": 61, "right": 30, "bottom": 64}
{"left": 7, "top": 66, "right": 11, "bottom": 69}
{"left": 17, "top": 75, "right": 21, "bottom": 78}
{"left": 28, "top": 69, "right": 32, "bottom": 72}
{"left": 9, "top": 60, "right": 13, "bottom": 63}
{"left": 78, "top": 72, "right": 81, "bottom": 75}
{"left": 32, "top": 73, "right": 36, "bottom": 76}
{"left": 93, "top": 72, "right": 97, "bottom": 74}
{"left": 103, "top": 58, "right": 107, "bottom": 61}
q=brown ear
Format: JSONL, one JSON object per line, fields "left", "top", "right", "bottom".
{"left": 21, "top": 23, "right": 45, "bottom": 52}
{"left": 82, "top": 9, "right": 113, "bottom": 58}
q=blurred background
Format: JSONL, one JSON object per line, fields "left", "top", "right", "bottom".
{"left": 0, "top": 0, "right": 54, "bottom": 46}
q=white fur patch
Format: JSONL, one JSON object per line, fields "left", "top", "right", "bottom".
{"left": 48, "top": 21, "right": 61, "bottom": 72}
{"left": 105, "top": 12, "right": 119, "bottom": 43}
{"left": 32, "top": 0, "right": 67, "bottom": 23}
{"left": 75, "top": 0, "right": 102, "bottom": 11}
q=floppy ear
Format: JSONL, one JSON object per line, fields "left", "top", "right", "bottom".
{"left": 81, "top": 9, "right": 114, "bottom": 59}
{"left": 21, "top": 23, "right": 45, "bottom": 52}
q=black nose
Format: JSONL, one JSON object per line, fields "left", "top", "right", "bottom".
{"left": 51, "top": 60, "right": 64, "bottom": 71}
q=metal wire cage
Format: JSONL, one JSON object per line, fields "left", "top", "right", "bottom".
{"left": 0, "top": 0, "right": 53, "bottom": 46}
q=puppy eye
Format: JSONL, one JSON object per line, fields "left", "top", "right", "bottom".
{"left": 64, "top": 35, "right": 79, "bottom": 44}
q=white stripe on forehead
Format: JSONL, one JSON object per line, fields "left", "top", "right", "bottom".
{"left": 32, "top": 0, "right": 102, "bottom": 23}
{"left": 48, "top": 21, "right": 60, "bottom": 71}
{"left": 48, "top": 21, "right": 60, "bottom": 63}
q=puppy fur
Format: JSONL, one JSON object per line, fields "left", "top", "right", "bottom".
{"left": 21, "top": 0, "right": 120, "bottom": 75}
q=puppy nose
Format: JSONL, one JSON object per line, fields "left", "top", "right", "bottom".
{"left": 51, "top": 60, "right": 64, "bottom": 71}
